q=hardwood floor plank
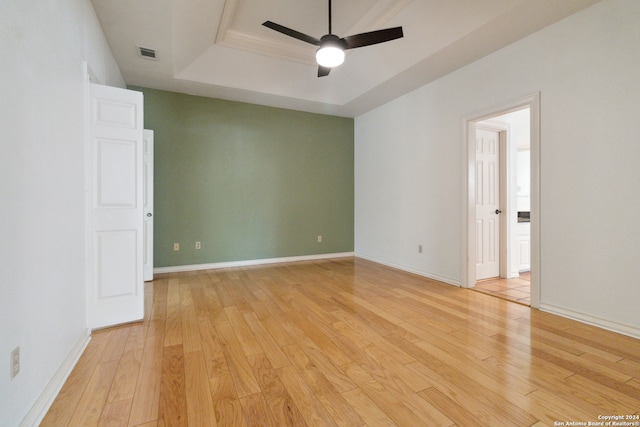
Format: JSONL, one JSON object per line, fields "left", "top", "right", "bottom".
{"left": 341, "top": 387, "right": 396, "bottom": 427}
{"left": 225, "top": 305, "right": 264, "bottom": 356}
{"left": 627, "top": 377, "right": 640, "bottom": 392}
{"left": 286, "top": 286, "right": 341, "bottom": 331}
{"left": 352, "top": 348, "right": 453, "bottom": 426}
{"left": 212, "top": 277, "right": 237, "bottom": 308}
{"left": 107, "top": 324, "right": 146, "bottom": 403}
{"left": 342, "top": 361, "right": 433, "bottom": 426}
{"left": 202, "top": 283, "right": 228, "bottom": 325}
{"left": 226, "top": 278, "right": 260, "bottom": 314}
{"left": 214, "top": 320, "right": 240, "bottom": 346}
{"left": 128, "top": 334, "right": 164, "bottom": 426}
{"left": 547, "top": 324, "right": 640, "bottom": 362}
{"left": 243, "top": 311, "right": 291, "bottom": 369}
{"left": 246, "top": 353, "right": 307, "bottom": 427}
{"left": 239, "top": 392, "right": 279, "bottom": 426}
{"left": 163, "top": 279, "right": 183, "bottom": 347}
{"left": 384, "top": 334, "right": 538, "bottom": 426}
{"left": 276, "top": 365, "right": 339, "bottom": 427}
{"left": 281, "top": 344, "right": 364, "bottom": 427}
{"left": 146, "top": 280, "right": 167, "bottom": 338}
{"left": 526, "top": 387, "right": 604, "bottom": 425}
{"left": 353, "top": 342, "right": 431, "bottom": 393}
{"left": 44, "top": 258, "right": 640, "bottom": 426}
{"left": 496, "top": 333, "right": 639, "bottom": 398}
{"left": 420, "top": 386, "right": 491, "bottom": 427}
{"left": 284, "top": 309, "right": 352, "bottom": 367}
{"left": 184, "top": 351, "right": 217, "bottom": 426}
{"left": 331, "top": 313, "right": 416, "bottom": 365}
{"left": 158, "top": 344, "right": 187, "bottom": 427}
{"left": 260, "top": 314, "right": 295, "bottom": 348}
{"left": 100, "top": 327, "right": 131, "bottom": 362}
{"left": 330, "top": 292, "right": 428, "bottom": 339}
{"left": 99, "top": 398, "right": 133, "bottom": 427}
{"left": 290, "top": 335, "right": 358, "bottom": 394}
{"left": 209, "top": 373, "right": 248, "bottom": 427}
{"left": 615, "top": 357, "right": 640, "bottom": 379}
{"left": 412, "top": 338, "right": 537, "bottom": 397}
{"left": 41, "top": 340, "right": 108, "bottom": 426}
{"left": 197, "top": 316, "right": 229, "bottom": 378}
{"left": 68, "top": 359, "right": 119, "bottom": 426}
{"left": 563, "top": 373, "right": 640, "bottom": 414}
{"left": 223, "top": 341, "right": 262, "bottom": 398}
{"left": 180, "top": 306, "right": 201, "bottom": 354}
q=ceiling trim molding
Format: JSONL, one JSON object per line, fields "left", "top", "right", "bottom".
{"left": 215, "top": 0, "right": 240, "bottom": 45}
{"left": 223, "top": 29, "right": 316, "bottom": 65}
{"left": 346, "top": 0, "right": 412, "bottom": 36}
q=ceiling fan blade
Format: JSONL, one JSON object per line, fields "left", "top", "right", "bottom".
{"left": 262, "top": 21, "right": 320, "bottom": 46}
{"left": 342, "top": 26, "right": 403, "bottom": 50}
{"left": 318, "top": 66, "right": 331, "bottom": 77}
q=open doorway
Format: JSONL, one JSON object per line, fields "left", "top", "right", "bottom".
{"left": 464, "top": 94, "right": 540, "bottom": 308}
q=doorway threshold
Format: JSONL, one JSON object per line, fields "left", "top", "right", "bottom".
{"left": 472, "top": 272, "right": 530, "bottom": 306}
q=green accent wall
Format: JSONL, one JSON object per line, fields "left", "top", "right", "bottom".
{"left": 131, "top": 87, "right": 354, "bottom": 267}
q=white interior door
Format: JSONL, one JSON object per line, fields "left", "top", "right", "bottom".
{"left": 88, "top": 83, "right": 144, "bottom": 329}
{"left": 143, "top": 130, "right": 154, "bottom": 281}
{"left": 475, "top": 127, "right": 501, "bottom": 280}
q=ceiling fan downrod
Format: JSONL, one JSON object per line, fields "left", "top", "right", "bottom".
{"left": 328, "top": 0, "right": 332, "bottom": 35}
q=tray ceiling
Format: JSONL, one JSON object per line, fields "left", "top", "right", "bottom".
{"left": 91, "top": 0, "right": 599, "bottom": 117}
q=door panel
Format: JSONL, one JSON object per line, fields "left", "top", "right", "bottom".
{"left": 89, "top": 83, "right": 144, "bottom": 329}
{"left": 97, "top": 138, "right": 137, "bottom": 206}
{"left": 96, "top": 230, "right": 137, "bottom": 298}
{"left": 476, "top": 127, "right": 501, "bottom": 280}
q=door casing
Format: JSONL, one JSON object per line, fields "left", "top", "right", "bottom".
{"left": 143, "top": 129, "right": 154, "bottom": 282}
{"left": 463, "top": 93, "right": 540, "bottom": 308}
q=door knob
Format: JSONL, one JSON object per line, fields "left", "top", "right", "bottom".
{"left": 495, "top": 209, "right": 502, "bottom": 214}
{"left": 147, "top": 213, "right": 152, "bottom": 217}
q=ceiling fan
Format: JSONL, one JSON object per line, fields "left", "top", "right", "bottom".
{"left": 262, "top": 0, "right": 404, "bottom": 77}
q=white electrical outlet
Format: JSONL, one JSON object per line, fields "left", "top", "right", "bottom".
{"left": 11, "top": 347, "right": 20, "bottom": 379}
{"left": 173, "top": 243, "right": 179, "bottom": 251}
{"left": 317, "top": 235, "right": 323, "bottom": 243}
{"left": 195, "top": 241, "right": 201, "bottom": 250}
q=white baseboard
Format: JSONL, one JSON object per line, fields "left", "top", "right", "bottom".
{"left": 19, "top": 329, "right": 91, "bottom": 427}
{"left": 540, "top": 303, "right": 640, "bottom": 339}
{"left": 154, "top": 252, "right": 355, "bottom": 274}
{"left": 355, "top": 253, "right": 461, "bottom": 287}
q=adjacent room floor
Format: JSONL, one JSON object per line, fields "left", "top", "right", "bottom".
{"left": 473, "top": 271, "right": 531, "bottom": 305}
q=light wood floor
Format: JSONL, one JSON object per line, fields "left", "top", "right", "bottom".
{"left": 474, "top": 272, "right": 531, "bottom": 305}
{"left": 42, "top": 258, "right": 640, "bottom": 426}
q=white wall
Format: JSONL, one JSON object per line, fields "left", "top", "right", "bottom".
{"left": 355, "top": 0, "right": 640, "bottom": 336}
{"left": 0, "top": 1, "right": 123, "bottom": 425}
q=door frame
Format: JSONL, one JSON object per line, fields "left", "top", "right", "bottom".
{"left": 462, "top": 93, "right": 540, "bottom": 308}
{"left": 143, "top": 129, "right": 154, "bottom": 281}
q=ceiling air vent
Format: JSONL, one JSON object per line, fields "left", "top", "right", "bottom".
{"left": 137, "top": 46, "right": 157, "bottom": 60}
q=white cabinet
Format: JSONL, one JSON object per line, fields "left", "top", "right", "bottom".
{"left": 517, "top": 222, "right": 531, "bottom": 272}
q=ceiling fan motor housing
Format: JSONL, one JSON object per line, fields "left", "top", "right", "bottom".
{"left": 319, "top": 34, "right": 347, "bottom": 49}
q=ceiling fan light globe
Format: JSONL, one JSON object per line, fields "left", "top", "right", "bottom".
{"left": 316, "top": 46, "right": 345, "bottom": 68}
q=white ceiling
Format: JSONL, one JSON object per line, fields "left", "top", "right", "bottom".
{"left": 91, "top": 0, "right": 599, "bottom": 117}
